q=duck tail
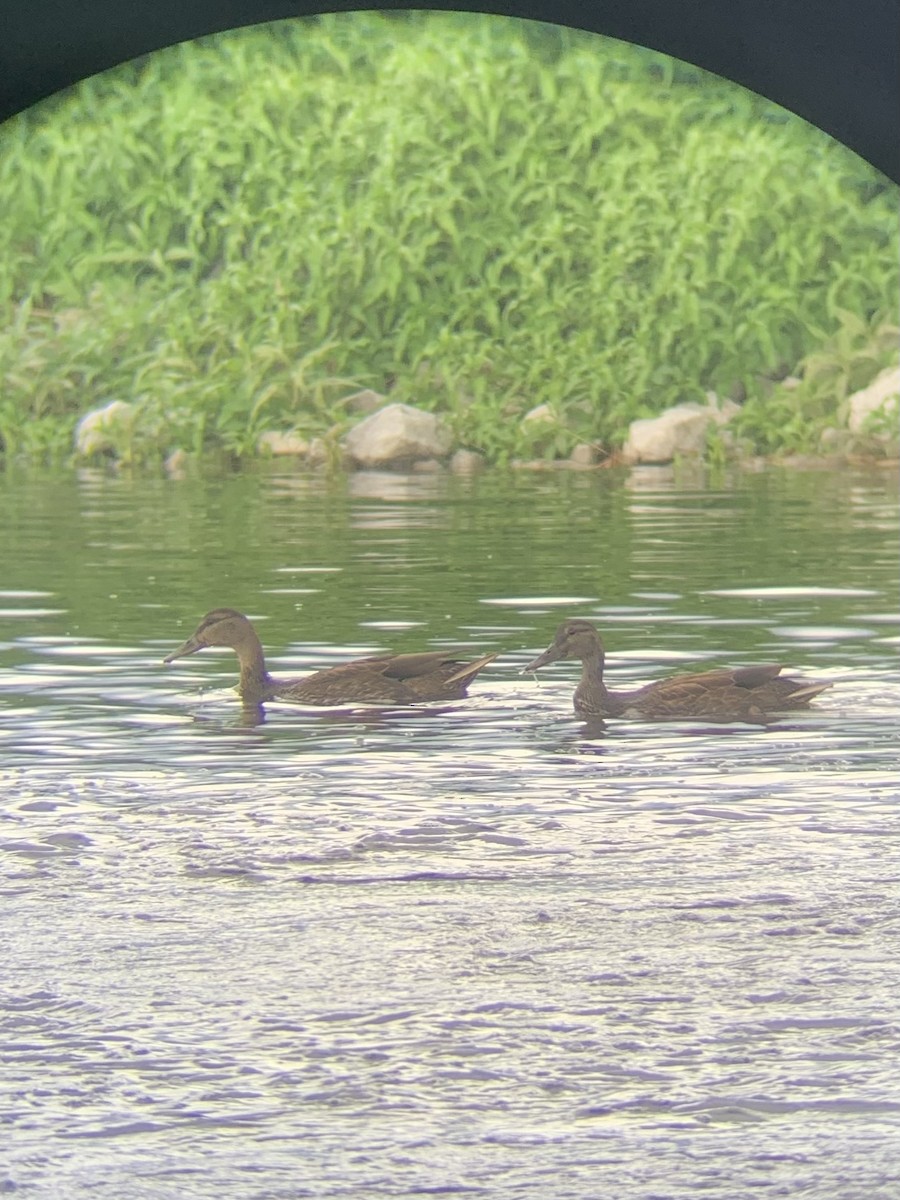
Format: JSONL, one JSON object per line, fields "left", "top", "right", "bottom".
{"left": 444, "top": 652, "right": 499, "bottom": 688}
{"left": 788, "top": 681, "right": 833, "bottom": 705}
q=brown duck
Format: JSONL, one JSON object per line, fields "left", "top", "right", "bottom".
{"left": 525, "top": 619, "right": 831, "bottom": 723}
{"left": 164, "top": 608, "right": 497, "bottom": 706}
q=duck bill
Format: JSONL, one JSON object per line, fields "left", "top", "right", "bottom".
{"left": 163, "top": 634, "right": 204, "bottom": 664}
{"left": 524, "top": 642, "right": 565, "bottom": 672}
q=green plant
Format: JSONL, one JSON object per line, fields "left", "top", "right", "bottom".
{"left": 0, "top": 12, "right": 896, "bottom": 466}
{"left": 732, "top": 311, "right": 899, "bottom": 455}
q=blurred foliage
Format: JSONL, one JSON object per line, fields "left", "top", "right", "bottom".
{"left": 0, "top": 11, "right": 896, "bottom": 465}
{"left": 731, "top": 311, "right": 899, "bottom": 454}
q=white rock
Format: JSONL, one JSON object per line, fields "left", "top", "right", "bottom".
{"left": 450, "top": 449, "right": 486, "bottom": 474}
{"left": 847, "top": 367, "right": 899, "bottom": 439}
{"left": 520, "top": 404, "right": 561, "bottom": 456}
{"left": 521, "top": 403, "right": 554, "bottom": 425}
{"left": 343, "top": 388, "right": 386, "bottom": 415}
{"left": 622, "top": 398, "right": 738, "bottom": 465}
{"left": 818, "top": 426, "right": 848, "bottom": 451}
{"left": 257, "top": 431, "right": 310, "bottom": 457}
{"left": 307, "top": 437, "right": 347, "bottom": 467}
{"left": 343, "top": 403, "right": 453, "bottom": 468}
{"left": 74, "top": 400, "right": 134, "bottom": 457}
{"left": 569, "top": 443, "right": 600, "bottom": 467}
{"left": 713, "top": 398, "right": 740, "bottom": 425}
{"left": 164, "top": 448, "right": 189, "bottom": 477}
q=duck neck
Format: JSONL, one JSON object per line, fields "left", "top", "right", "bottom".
{"left": 575, "top": 645, "right": 615, "bottom": 712}
{"left": 234, "top": 629, "right": 275, "bottom": 703}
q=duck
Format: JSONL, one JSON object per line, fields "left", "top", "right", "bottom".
{"left": 524, "top": 618, "right": 831, "bottom": 723}
{"left": 163, "top": 608, "right": 497, "bottom": 706}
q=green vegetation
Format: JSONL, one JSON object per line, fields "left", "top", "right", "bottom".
{"left": 728, "top": 309, "right": 899, "bottom": 456}
{"left": 0, "top": 12, "right": 896, "bottom": 466}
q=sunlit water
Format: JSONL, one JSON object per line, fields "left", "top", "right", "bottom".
{"left": 1, "top": 464, "right": 898, "bottom": 1198}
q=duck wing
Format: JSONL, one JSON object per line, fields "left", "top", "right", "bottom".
{"left": 367, "top": 650, "right": 484, "bottom": 681}
{"left": 274, "top": 650, "right": 497, "bottom": 705}
{"left": 624, "top": 663, "right": 829, "bottom": 721}
{"left": 716, "top": 663, "right": 830, "bottom": 708}
{"left": 624, "top": 672, "right": 769, "bottom": 722}
{"left": 377, "top": 650, "right": 499, "bottom": 699}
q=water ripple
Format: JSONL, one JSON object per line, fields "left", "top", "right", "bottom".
{"left": 1, "top": 466, "right": 898, "bottom": 1197}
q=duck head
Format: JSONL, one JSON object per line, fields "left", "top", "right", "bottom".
{"left": 163, "top": 608, "right": 254, "bottom": 662}
{"left": 525, "top": 619, "right": 605, "bottom": 671}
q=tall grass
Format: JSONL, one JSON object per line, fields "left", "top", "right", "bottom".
{"left": 0, "top": 12, "right": 896, "bottom": 464}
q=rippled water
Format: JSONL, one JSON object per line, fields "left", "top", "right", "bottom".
{"left": 1, "top": 464, "right": 899, "bottom": 1198}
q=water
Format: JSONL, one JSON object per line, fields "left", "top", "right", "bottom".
{"left": 1, "top": 463, "right": 898, "bottom": 1198}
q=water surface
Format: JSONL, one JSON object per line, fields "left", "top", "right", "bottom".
{"left": 1, "top": 464, "right": 898, "bottom": 1198}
